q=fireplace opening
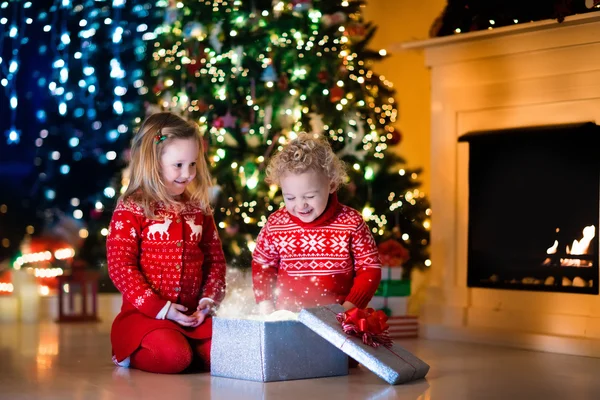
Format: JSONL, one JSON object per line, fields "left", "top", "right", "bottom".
{"left": 459, "top": 123, "right": 600, "bottom": 295}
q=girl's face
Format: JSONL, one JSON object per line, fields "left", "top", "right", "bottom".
{"left": 280, "top": 169, "right": 335, "bottom": 223}
{"left": 160, "top": 137, "right": 199, "bottom": 197}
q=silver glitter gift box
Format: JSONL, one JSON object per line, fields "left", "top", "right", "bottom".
{"left": 210, "top": 317, "right": 349, "bottom": 382}
{"left": 298, "top": 304, "right": 430, "bottom": 385}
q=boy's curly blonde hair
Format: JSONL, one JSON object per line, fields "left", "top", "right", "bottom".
{"left": 266, "top": 133, "right": 347, "bottom": 190}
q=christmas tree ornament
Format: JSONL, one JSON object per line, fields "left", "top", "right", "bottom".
{"left": 232, "top": 46, "right": 244, "bottom": 72}
{"left": 277, "top": 73, "right": 289, "bottom": 90}
{"left": 240, "top": 121, "right": 251, "bottom": 134}
{"left": 329, "top": 86, "right": 344, "bottom": 102}
{"left": 264, "top": 104, "right": 274, "bottom": 130}
{"left": 221, "top": 132, "right": 237, "bottom": 146}
{"left": 164, "top": 3, "right": 180, "bottom": 24}
{"left": 183, "top": 21, "right": 207, "bottom": 40}
{"left": 321, "top": 11, "right": 347, "bottom": 27}
{"left": 221, "top": 111, "right": 238, "bottom": 129}
{"left": 317, "top": 69, "right": 329, "bottom": 83}
{"left": 291, "top": 0, "right": 312, "bottom": 12}
{"left": 209, "top": 21, "right": 224, "bottom": 53}
{"left": 246, "top": 133, "right": 261, "bottom": 148}
{"left": 308, "top": 113, "right": 325, "bottom": 134}
{"left": 213, "top": 117, "right": 225, "bottom": 129}
{"left": 152, "top": 78, "right": 165, "bottom": 95}
{"left": 346, "top": 22, "right": 367, "bottom": 42}
{"left": 261, "top": 65, "right": 278, "bottom": 82}
{"left": 387, "top": 130, "right": 402, "bottom": 146}
{"left": 197, "top": 99, "right": 209, "bottom": 113}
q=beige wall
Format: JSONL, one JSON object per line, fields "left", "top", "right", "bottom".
{"left": 363, "top": 0, "right": 446, "bottom": 194}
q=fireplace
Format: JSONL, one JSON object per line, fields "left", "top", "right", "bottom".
{"left": 405, "top": 12, "right": 600, "bottom": 356}
{"left": 460, "top": 123, "right": 600, "bottom": 295}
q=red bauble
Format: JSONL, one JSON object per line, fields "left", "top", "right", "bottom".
{"left": 213, "top": 117, "right": 224, "bottom": 129}
{"left": 277, "top": 73, "right": 289, "bottom": 90}
{"left": 346, "top": 22, "right": 367, "bottom": 41}
{"left": 387, "top": 130, "right": 402, "bottom": 146}
{"left": 186, "top": 59, "right": 201, "bottom": 75}
{"left": 197, "top": 100, "right": 209, "bottom": 113}
{"left": 153, "top": 82, "right": 164, "bottom": 94}
{"left": 329, "top": 86, "right": 344, "bottom": 102}
{"left": 317, "top": 70, "right": 329, "bottom": 83}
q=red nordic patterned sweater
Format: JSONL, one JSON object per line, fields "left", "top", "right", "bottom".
{"left": 252, "top": 194, "right": 382, "bottom": 311}
{"left": 106, "top": 199, "right": 227, "bottom": 318}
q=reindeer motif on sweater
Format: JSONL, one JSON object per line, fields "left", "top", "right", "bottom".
{"left": 147, "top": 217, "right": 172, "bottom": 240}
{"left": 185, "top": 217, "right": 203, "bottom": 241}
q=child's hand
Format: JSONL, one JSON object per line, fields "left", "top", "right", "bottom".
{"left": 342, "top": 301, "right": 356, "bottom": 311}
{"left": 189, "top": 298, "right": 215, "bottom": 327}
{"left": 166, "top": 304, "right": 198, "bottom": 327}
{"left": 258, "top": 300, "right": 275, "bottom": 315}
{"left": 189, "top": 307, "right": 211, "bottom": 327}
{"left": 196, "top": 298, "right": 215, "bottom": 314}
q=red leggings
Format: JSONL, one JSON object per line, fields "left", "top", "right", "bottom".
{"left": 129, "top": 329, "right": 211, "bottom": 374}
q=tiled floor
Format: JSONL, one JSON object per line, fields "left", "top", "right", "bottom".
{"left": 1, "top": 320, "right": 600, "bottom": 400}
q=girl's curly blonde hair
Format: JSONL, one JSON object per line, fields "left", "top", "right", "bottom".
{"left": 266, "top": 133, "right": 347, "bottom": 190}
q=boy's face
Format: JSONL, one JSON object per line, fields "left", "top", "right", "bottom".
{"left": 280, "top": 169, "right": 335, "bottom": 223}
{"left": 160, "top": 137, "right": 199, "bottom": 197}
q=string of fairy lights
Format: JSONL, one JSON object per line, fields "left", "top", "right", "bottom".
{"left": 0, "top": 1, "right": 33, "bottom": 144}
{"left": 0, "top": 0, "right": 151, "bottom": 263}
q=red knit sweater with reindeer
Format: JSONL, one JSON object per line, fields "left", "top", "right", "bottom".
{"left": 106, "top": 198, "right": 227, "bottom": 318}
{"left": 252, "top": 194, "right": 382, "bottom": 311}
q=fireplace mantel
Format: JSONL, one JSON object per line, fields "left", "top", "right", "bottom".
{"left": 404, "top": 13, "right": 600, "bottom": 356}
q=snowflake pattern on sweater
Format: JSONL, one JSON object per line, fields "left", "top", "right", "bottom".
{"left": 252, "top": 196, "right": 381, "bottom": 311}
{"left": 106, "top": 199, "right": 227, "bottom": 317}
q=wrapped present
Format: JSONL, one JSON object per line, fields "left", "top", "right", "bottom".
{"left": 378, "top": 239, "right": 409, "bottom": 267}
{"left": 387, "top": 316, "right": 419, "bottom": 339}
{"left": 375, "top": 279, "right": 411, "bottom": 297}
{"left": 211, "top": 317, "right": 348, "bottom": 382}
{"left": 298, "top": 304, "right": 429, "bottom": 385}
{"left": 368, "top": 296, "right": 409, "bottom": 316}
{"left": 381, "top": 266, "right": 403, "bottom": 281}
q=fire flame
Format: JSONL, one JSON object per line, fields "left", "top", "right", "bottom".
{"left": 545, "top": 225, "right": 596, "bottom": 267}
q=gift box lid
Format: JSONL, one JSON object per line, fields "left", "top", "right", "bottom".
{"left": 298, "top": 304, "right": 430, "bottom": 385}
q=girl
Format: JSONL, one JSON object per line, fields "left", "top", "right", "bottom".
{"left": 252, "top": 133, "right": 382, "bottom": 313}
{"left": 107, "top": 112, "right": 226, "bottom": 374}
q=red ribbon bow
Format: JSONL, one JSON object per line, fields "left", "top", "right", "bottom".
{"left": 336, "top": 307, "right": 393, "bottom": 348}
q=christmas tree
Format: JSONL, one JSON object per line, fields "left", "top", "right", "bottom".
{"left": 0, "top": 0, "right": 153, "bottom": 283}
{"left": 145, "top": 0, "right": 430, "bottom": 277}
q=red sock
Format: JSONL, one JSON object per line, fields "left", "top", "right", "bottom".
{"left": 130, "top": 329, "right": 193, "bottom": 374}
